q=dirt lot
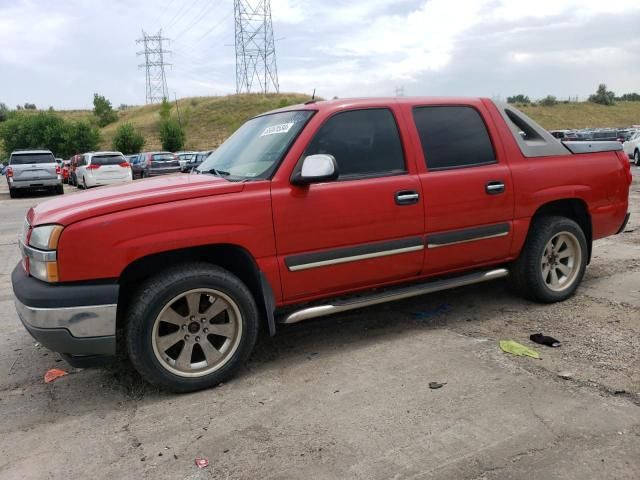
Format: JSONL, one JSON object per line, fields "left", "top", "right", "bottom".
{"left": 0, "top": 169, "right": 638, "bottom": 480}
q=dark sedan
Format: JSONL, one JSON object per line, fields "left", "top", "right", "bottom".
{"left": 131, "top": 152, "right": 180, "bottom": 179}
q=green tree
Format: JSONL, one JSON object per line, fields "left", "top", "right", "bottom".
{"left": 159, "top": 97, "right": 172, "bottom": 121}
{"left": 93, "top": 93, "right": 118, "bottom": 127}
{"left": 539, "top": 95, "right": 558, "bottom": 106}
{"left": 159, "top": 119, "right": 186, "bottom": 151}
{"left": 0, "top": 113, "right": 100, "bottom": 157}
{"left": 507, "top": 94, "right": 530, "bottom": 104}
{"left": 0, "top": 103, "right": 8, "bottom": 122}
{"left": 111, "top": 122, "right": 145, "bottom": 154}
{"left": 588, "top": 84, "right": 615, "bottom": 106}
{"left": 617, "top": 92, "right": 640, "bottom": 101}
{"left": 23, "top": 102, "right": 37, "bottom": 110}
{"left": 0, "top": 113, "right": 66, "bottom": 154}
{"left": 63, "top": 121, "right": 101, "bottom": 157}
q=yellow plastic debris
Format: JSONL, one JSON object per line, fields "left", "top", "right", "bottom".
{"left": 499, "top": 340, "right": 540, "bottom": 359}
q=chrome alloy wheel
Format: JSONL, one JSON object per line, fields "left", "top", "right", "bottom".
{"left": 152, "top": 288, "right": 243, "bottom": 377}
{"left": 540, "top": 232, "right": 582, "bottom": 292}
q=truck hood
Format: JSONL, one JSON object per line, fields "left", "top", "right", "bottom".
{"left": 28, "top": 174, "right": 245, "bottom": 226}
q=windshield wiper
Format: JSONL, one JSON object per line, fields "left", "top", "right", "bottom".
{"left": 205, "top": 168, "right": 231, "bottom": 177}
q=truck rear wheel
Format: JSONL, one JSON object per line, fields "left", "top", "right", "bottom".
{"left": 510, "top": 216, "right": 587, "bottom": 303}
{"left": 126, "top": 263, "right": 259, "bottom": 392}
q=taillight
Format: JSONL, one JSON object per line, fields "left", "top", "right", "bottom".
{"left": 55, "top": 165, "right": 61, "bottom": 175}
{"left": 6, "top": 167, "right": 13, "bottom": 177}
{"left": 119, "top": 162, "right": 130, "bottom": 168}
{"left": 87, "top": 164, "right": 100, "bottom": 170}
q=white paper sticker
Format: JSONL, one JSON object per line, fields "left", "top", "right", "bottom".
{"left": 261, "top": 123, "right": 294, "bottom": 137}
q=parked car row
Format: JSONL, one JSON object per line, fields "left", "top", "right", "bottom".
{"left": 550, "top": 127, "right": 638, "bottom": 143}
{"left": 5, "top": 148, "right": 216, "bottom": 198}
{"left": 549, "top": 127, "right": 640, "bottom": 166}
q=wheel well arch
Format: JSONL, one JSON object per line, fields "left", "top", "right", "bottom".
{"left": 531, "top": 198, "right": 592, "bottom": 262}
{"left": 117, "top": 244, "right": 276, "bottom": 335}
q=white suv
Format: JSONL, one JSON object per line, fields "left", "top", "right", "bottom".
{"left": 76, "top": 152, "right": 133, "bottom": 189}
{"left": 622, "top": 131, "right": 640, "bottom": 165}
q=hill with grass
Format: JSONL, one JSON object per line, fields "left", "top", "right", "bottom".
{"left": 20, "top": 94, "right": 640, "bottom": 153}
{"left": 57, "top": 93, "right": 312, "bottom": 152}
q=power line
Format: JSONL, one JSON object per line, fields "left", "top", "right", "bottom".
{"left": 163, "top": 0, "right": 201, "bottom": 31}
{"left": 234, "top": 0, "right": 279, "bottom": 94}
{"left": 136, "top": 30, "right": 172, "bottom": 104}
{"left": 171, "top": 0, "right": 219, "bottom": 42}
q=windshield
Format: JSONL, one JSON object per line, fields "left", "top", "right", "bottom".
{"left": 10, "top": 153, "right": 55, "bottom": 165}
{"left": 178, "top": 153, "right": 195, "bottom": 160}
{"left": 197, "top": 110, "right": 314, "bottom": 180}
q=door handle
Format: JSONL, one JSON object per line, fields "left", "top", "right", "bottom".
{"left": 395, "top": 190, "right": 420, "bottom": 205}
{"left": 485, "top": 181, "right": 505, "bottom": 195}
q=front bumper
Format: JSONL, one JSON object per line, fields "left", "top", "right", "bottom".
{"left": 11, "top": 264, "right": 118, "bottom": 365}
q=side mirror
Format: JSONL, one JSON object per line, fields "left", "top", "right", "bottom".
{"left": 291, "top": 154, "right": 338, "bottom": 186}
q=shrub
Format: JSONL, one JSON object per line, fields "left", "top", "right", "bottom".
{"left": 64, "top": 121, "right": 102, "bottom": 156}
{"left": 539, "top": 95, "right": 558, "bottom": 106}
{"left": 588, "top": 84, "right": 615, "bottom": 106}
{"left": 112, "top": 122, "right": 145, "bottom": 154}
{"left": 93, "top": 93, "right": 118, "bottom": 127}
{"left": 507, "top": 94, "right": 530, "bottom": 104}
{"left": 159, "top": 119, "right": 186, "bottom": 152}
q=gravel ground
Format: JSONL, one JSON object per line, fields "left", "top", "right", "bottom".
{"left": 0, "top": 167, "right": 638, "bottom": 480}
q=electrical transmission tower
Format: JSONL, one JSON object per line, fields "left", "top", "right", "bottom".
{"left": 136, "top": 30, "right": 171, "bottom": 104}
{"left": 234, "top": 0, "right": 279, "bottom": 94}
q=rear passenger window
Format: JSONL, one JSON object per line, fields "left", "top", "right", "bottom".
{"left": 413, "top": 106, "right": 496, "bottom": 170}
{"left": 304, "top": 109, "right": 405, "bottom": 179}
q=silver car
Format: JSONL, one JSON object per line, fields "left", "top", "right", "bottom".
{"left": 6, "top": 149, "right": 63, "bottom": 198}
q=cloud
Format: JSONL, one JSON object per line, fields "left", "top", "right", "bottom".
{"left": 1, "top": 0, "right": 640, "bottom": 108}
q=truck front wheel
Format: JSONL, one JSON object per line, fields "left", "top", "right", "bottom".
{"left": 126, "top": 263, "right": 259, "bottom": 392}
{"left": 510, "top": 216, "right": 587, "bottom": 303}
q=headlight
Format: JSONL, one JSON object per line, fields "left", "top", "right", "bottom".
{"left": 29, "top": 225, "right": 63, "bottom": 251}
{"left": 21, "top": 224, "right": 63, "bottom": 283}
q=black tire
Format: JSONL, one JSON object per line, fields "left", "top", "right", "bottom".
{"left": 634, "top": 150, "right": 639, "bottom": 166}
{"left": 510, "top": 216, "right": 587, "bottom": 303}
{"left": 56, "top": 184, "right": 64, "bottom": 195}
{"left": 126, "top": 263, "right": 259, "bottom": 392}
{"left": 9, "top": 188, "right": 17, "bottom": 199}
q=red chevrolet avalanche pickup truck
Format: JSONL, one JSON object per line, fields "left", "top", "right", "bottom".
{"left": 12, "top": 97, "right": 631, "bottom": 392}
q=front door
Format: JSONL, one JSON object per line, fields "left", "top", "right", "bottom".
{"left": 272, "top": 107, "right": 425, "bottom": 302}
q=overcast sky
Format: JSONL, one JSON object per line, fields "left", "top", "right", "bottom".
{"left": 1, "top": 0, "right": 640, "bottom": 109}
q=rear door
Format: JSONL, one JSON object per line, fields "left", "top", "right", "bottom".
{"left": 91, "top": 154, "right": 128, "bottom": 180}
{"left": 272, "top": 106, "right": 425, "bottom": 301}
{"left": 407, "top": 103, "right": 515, "bottom": 274}
{"left": 10, "top": 152, "right": 57, "bottom": 181}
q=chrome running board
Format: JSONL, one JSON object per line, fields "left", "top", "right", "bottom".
{"left": 280, "top": 268, "right": 509, "bottom": 324}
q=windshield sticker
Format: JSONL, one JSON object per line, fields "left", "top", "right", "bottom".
{"left": 261, "top": 123, "right": 294, "bottom": 137}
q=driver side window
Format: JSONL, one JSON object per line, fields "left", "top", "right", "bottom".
{"left": 303, "top": 108, "right": 406, "bottom": 179}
